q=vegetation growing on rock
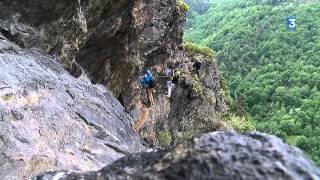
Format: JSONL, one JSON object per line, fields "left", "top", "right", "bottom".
{"left": 183, "top": 42, "right": 214, "bottom": 58}
{"left": 225, "top": 114, "right": 256, "bottom": 133}
{"left": 178, "top": 0, "right": 190, "bottom": 12}
{"left": 157, "top": 130, "right": 172, "bottom": 147}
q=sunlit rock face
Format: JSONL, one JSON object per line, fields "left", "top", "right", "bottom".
{"left": 0, "top": 37, "right": 144, "bottom": 179}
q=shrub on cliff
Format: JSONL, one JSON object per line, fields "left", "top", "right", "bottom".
{"left": 226, "top": 114, "right": 256, "bottom": 133}
{"left": 157, "top": 130, "right": 172, "bottom": 147}
{"left": 183, "top": 42, "right": 214, "bottom": 58}
{"left": 178, "top": 0, "right": 190, "bottom": 12}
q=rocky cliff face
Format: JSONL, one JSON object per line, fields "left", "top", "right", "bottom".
{"left": 122, "top": 51, "right": 228, "bottom": 147}
{"left": 0, "top": 1, "right": 319, "bottom": 179}
{"left": 0, "top": 36, "right": 143, "bottom": 179}
{"left": 0, "top": 0, "right": 185, "bottom": 96}
{"left": 0, "top": 0, "right": 228, "bottom": 149}
{"left": 35, "top": 132, "right": 320, "bottom": 180}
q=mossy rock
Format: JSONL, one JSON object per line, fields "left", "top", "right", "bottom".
{"left": 191, "top": 82, "right": 204, "bottom": 96}
{"left": 205, "top": 94, "right": 216, "bottom": 105}
{"left": 175, "top": 131, "right": 194, "bottom": 144}
{"left": 157, "top": 130, "right": 172, "bottom": 147}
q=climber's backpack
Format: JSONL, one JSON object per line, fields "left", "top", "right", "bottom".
{"left": 148, "top": 78, "right": 155, "bottom": 88}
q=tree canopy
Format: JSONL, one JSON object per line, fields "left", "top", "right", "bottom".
{"left": 184, "top": 0, "right": 320, "bottom": 165}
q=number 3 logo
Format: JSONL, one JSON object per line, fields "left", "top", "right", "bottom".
{"left": 288, "top": 18, "right": 296, "bottom": 28}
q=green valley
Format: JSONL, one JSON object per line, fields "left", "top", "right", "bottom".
{"left": 184, "top": 0, "right": 320, "bottom": 164}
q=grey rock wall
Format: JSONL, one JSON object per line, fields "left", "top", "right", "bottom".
{"left": 0, "top": 0, "right": 186, "bottom": 97}
{"left": 0, "top": 0, "right": 227, "bottom": 149}
{"left": 0, "top": 36, "right": 144, "bottom": 179}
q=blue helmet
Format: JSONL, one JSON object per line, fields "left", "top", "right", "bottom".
{"left": 146, "top": 70, "right": 151, "bottom": 75}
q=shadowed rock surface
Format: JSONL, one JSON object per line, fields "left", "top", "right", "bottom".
{"left": 0, "top": 36, "right": 144, "bottom": 179}
{"left": 0, "top": 0, "right": 185, "bottom": 97}
{"left": 36, "top": 132, "right": 320, "bottom": 180}
{"left": 0, "top": 0, "right": 228, "bottom": 148}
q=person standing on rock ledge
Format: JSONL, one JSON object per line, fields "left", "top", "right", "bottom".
{"left": 173, "top": 66, "right": 181, "bottom": 84}
{"left": 165, "top": 66, "right": 174, "bottom": 98}
{"left": 141, "top": 70, "right": 155, "bottom": 107}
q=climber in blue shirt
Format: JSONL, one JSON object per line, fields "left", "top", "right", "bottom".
{"left": 141, "top": 70, "right": 155, "bottom": 106}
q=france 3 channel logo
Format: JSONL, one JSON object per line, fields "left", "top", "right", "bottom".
{"left": 287, "top": 16, "right": 296, "bottom": 31}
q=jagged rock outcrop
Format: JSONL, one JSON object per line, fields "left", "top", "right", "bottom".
{"left": 0, "top": 36, "right": 144, "bottom": 179}
{"left": 35, "top": 132, "right": 320, "bottom": 180}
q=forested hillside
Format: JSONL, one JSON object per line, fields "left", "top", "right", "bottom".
{"left": 184, "top": 0, "right": 320, "bottom": 164}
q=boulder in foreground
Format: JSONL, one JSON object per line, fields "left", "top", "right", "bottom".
{"left": 37, "top": 132, "right": 320, "bottom": 180}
